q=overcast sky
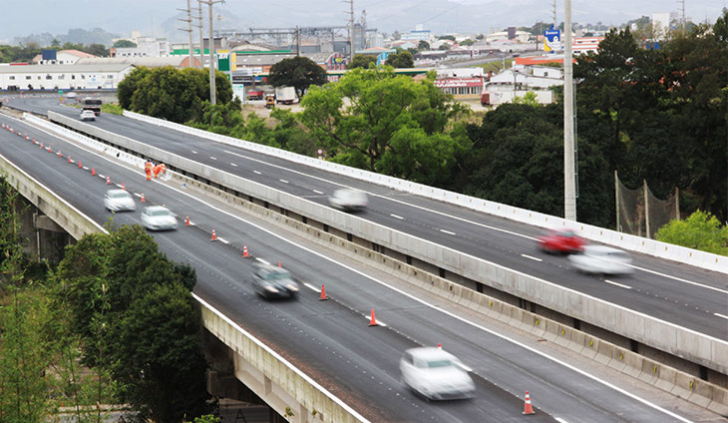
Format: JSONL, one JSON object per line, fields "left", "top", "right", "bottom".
{"left": 1, "top": 0, "right": 724, "bottom": 43}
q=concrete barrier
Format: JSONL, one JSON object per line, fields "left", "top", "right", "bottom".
{"left": 46, "top": 111, "right": 728, "bottom": 376}
{"left": 123, "top": 110, "right": 727, "bottom": 274}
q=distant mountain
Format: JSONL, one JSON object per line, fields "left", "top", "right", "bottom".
{"left": 13, "top": 28, "right": 119, "bottom": 47}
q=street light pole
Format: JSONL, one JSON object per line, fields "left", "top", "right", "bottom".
{"left": 199, "top": 0, "right": 224, "bottom": 105}
{"left": 563, "top": 0, "right": 577, "bottom": 221}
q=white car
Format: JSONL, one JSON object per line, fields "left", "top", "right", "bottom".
{"left": 104, "top": 189, "right": 136, "bottom": 212}
{"left": 328, "top": 188, "right": 368, "bottom": 212}
{"left": 568, "top": 245, "right": 634, "bottom": 275}
{"left": 400, "top": 347, "right": 475, "bottom": 400}
{"left": 140, "top": 206, "right": 178, "bottom": 231}
{"left": 80, "top": 110, "right": 96, "bottom": 121}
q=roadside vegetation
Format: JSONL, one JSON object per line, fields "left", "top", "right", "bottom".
{"left": 0, "top": 176, "right": 216, "bottom": 422}
{"left": 113, "top": 10, "right": 728, "bottom": 255}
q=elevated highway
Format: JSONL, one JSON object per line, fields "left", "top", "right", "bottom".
{"left": 0, "top": 108, "right": 723, "bottom": 421}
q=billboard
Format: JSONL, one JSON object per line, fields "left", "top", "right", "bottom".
{"left": 543, "top": 25, "right": 561, "bottom": 52}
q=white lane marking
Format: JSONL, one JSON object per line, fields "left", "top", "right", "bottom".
{"left": 365, "top": 314, "right": 387, "bottom": 327}
{"left": 217, "top": 237, "right": 229, "bottom": 244}
{"left": 253, "top": 170, "right": 261, "bottom": 175}
{"left": 304, "top": 282, "right": 321, "bottom": 292}
{"left": 82, "top": 166, "right": 89, "bottom": 170}
{"left": 280, "top": 179, "right": 289, "bottom": 184}
{"left": 391, "top": 214, "right": 404, "bottom": 220}
{"left": 715, "top": 313, "right": 728, "bottom": 320}
{"left": 521, "top": 254, "right": 543, "bottom": 262}
{"left": 555, "top": 418, "right": 570, "bottom": 423}
{"left": 191, "top": 150, "right": 198, "bottom": 154}
{"left": 219, "top": 151, "right": 726, "bottom": 292}
{"left": 231, "top": 163, "right": 238, "bottom": 167}
{"left": 455, "top": 362, "right": 473, "bottom": 372}
{"left": 313, "top": 189, "right": 324, "bottom": 195}
{"left": 255, "top": 258, "right": 270, "bottom": 265}
{"left": 98, "top": 174, "right": 105, "bottom": 178}
{"left": 440, "top": 229, "right": 456, "bottom": 236}
{"left": 210, "top": 156, "right": 217, "bottom": 160}
{"left": 133, "top": 193, "right": 142, "bottom": 198}
{"left": 604, "top": 279, "right": 632, "bottom": 290}
{"left": 627, "top": 264, "right": 727, "bottom": 295}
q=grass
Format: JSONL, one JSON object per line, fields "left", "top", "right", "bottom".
{"left": 101, "top": 104, "right": 123, "bottom": 115}
{"left": 471, "top": 59, "right": 514, "bottom": 74}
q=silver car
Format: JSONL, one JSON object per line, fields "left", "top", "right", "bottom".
{"left": 328, "top": 188, "right": 368, "bottom": 212}
{"left": 568, "top": 245, "right": 634, "bottom": 276}
{"left": 104, "top": 189, "right": 136, "bottom": 212}
{"left": 400, "top": 347, "right": 475, "bottom": 400}
{"left": 250, "top": 263, "right": 299, "bottom": 300}
{"left": 80, "top": 110, "right": 96, "bottom": 121}
{"left": 140, "top": 206, "right": 178, "bottom": 231}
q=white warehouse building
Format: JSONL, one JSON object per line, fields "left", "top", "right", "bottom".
{"left": 0, "top": 64, "right": 133, "bottom": 91}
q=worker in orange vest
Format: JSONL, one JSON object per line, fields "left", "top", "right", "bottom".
{"left": 153, "top": 163, "right": 166, "bottom": 179}
{"left": 145, "top": 159, "right": 153, "bottom": 181}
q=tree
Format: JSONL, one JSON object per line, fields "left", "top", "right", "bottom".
{"left": 117, "top": 66, "right": 151, "bottom": 109}
{"left": 299, "top": 67, "right": 469, "bottom": 185}
{"left": 417, "top": 40, "right": 430, "bottom": 51}
{"left": 438, "top": 35, "right": 456, "bottom": 41}
{"left": 385, "top": 51, "right": 414, "bottom": 68}
{"left": 460, "top": 39, "right": 475, "bottom": 46}
{"left": 348, "top": 54, "right": 377, "bottom": 69}
{"left": 656, "top": 210, "right": 728, "bottom": 255}
{"left": 268, "top": 56, "right": 328, "bottom": 99}
{"left": 113, "top": 40, "right": 137, "bottom": 48}
{"left": 86, "top": 43, "right": 109, "bottom": 57}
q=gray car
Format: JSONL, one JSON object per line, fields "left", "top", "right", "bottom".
{"left": 328, "top": 188, "right": 368, "bottom": 212}
{"left": 104, "top": 189, "right": 136, "bottom": 212}
{"left": 250, "top": 263, "right": 299, "bottom": 300}
{"left": 140, "top": 206, "right": 178, "bottom": 231}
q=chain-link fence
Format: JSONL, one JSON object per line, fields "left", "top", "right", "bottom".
{"left": 615, "top": 171, "right": 679, "bottom": 239}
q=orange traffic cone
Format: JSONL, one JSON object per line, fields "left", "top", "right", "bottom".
{"left": 68, "top": 155, "right": 71, "bottom": 163}
{"left": 140, "top": 193, "right": 146, "bottom": 203}
{"left": 319, "top": 285, "right": 328, "bottom": 301}
{"left": 243, "top": 245, "right": 249, "bottom": 257}
{"left": 438, "top": 343, "right": 442, "bottom": 349}
{"left": 522, "top": 391, "right": 535, "bottom": 415}
{"left": 211, "top": 230, "right": 217, "bottom": 241}
{"left": 40, "top": 142, "right": 43, "bottom": 148}
{"left": 185, "top": 215, "right": 190, "bottom": 226}
{"left": 57, "top": 150, "right": 62, "bottom": 157}
{"left": 121, "top": 183, "right": 125, "bottom": 190}
{"left": 78, "top": 160, "right": 82, "bottom": 169}
{"left": 369, "top": 309, "right": 378, "bottom": 326}
{"left": 91, "top": 167, "right": 96, "bottom": 176}
{"left": 48, "top": 146, "right": 52, "bottom": 153}
{"left": 106, "top": 176, "right": 111, "bottom": 185}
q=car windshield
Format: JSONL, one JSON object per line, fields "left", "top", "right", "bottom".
{"left": 150, "top": 209, "right": 171, "bottom": 217}
{"left": 109, "top": 191, "right": 129, "bottom": 199}
{"left": 426, "top": 359, "right": 454, "bottom": 368}
{"left": 263, "top": 270, "right": 292, "bottom": 281}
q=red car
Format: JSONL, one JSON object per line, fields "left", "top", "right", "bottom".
{"left": 537, "top": 228, "right": 586, "bottom": 254}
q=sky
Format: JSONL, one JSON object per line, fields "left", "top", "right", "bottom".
{"left": 1, "top": 0, "right": 724, "bottom": 43}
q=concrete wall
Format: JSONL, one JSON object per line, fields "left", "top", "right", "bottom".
{"left": 46, "top": 111, "right": 728, "bottom": 378}
{"left": 123, "top": 110, "right": 727, "bottom": 275}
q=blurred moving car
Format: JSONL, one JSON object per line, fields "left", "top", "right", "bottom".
{"left": 250, "top": 263, "right": 299, "bottom": 300}
{"left": 568, "top": 245, "right": 634, "bottom": 275}
{"left": 80, "top": 109, "right": 96, "bottom": 121}
{"left": 328, "top": 188, "right": 368, "bottom": 212}
{"left": 399, "top": 347, "right": 475, "bottom": 400}
{"left": 140, "top": 206, "right": 178, "bottom": 231}
{"left": 537, "top": 228, "right": 585, "bottom": 254}
{"left": 104, "top": 189, "right": 136, "bottom": 212}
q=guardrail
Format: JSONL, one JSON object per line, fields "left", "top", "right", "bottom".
{"left": 49, "top": 111, "right": 728, "bottom": 377}
{"left": 123, "top": 110, "right": 727, "bottom": 274}
{"left": 18, "top": 113, "right": 368, "bottom": 423}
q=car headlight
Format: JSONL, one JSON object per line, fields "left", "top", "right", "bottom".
{"left": 264, "top": 286, "right": 280, "bottom": 293}
{"left": 286, "top": 284, "right": 299, "bottom": 292}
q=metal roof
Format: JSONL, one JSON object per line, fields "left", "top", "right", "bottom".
{"left": 76, "top": 57, "right": 194, "bottom": 68}
{"left": 0, "top": 64, "right": 132, "bottom": 74}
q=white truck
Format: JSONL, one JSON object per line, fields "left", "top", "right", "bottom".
{"left": 274, "top": 86, "right": 298, "bottom": 105}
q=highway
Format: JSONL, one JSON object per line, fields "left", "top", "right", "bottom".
{"left": 0, "top": 107, "right": 719, "bottom": 422}
{"left": 6, "top": 95, "right": 728, "bottom": 342}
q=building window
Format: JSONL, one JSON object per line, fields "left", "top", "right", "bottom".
{"left": 108, "top": 75, "right": 114, "bottom": 79}
{"left": 26, "top": 76, "right": 31, "bottom": 80}
{"left": 71, "top": 75, "right": 76, "bottom": 80}
{"left": 9, "top": 76, "right": 15, "bottom": 80}
{"left": 58, "top": 74, "right": 65, "bottom": 80}
{"left": 46, "top": 74, "right": 52, "bottom": 80}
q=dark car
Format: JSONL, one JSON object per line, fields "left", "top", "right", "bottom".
{"left": 537, "top": 228, "right": 586, "bottom": 254}
{"left": 251, "top": 263, "right": 299, "bottom": 300}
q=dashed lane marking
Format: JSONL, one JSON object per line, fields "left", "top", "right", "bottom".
{"left": 521, "top": 254, "right": 543, "bottom": 262}
{"left": 313, "top": 189, "right": 324, "bottom": 195}
{"left": 253, "top": 170, "right": 262, "bottom": 175}
{"left": 391, "top": 214, "right": 404, "bottom": 220}
{"left": 604, "top": 279, "right": 632, "bottom": 290}
{"left": 440, "top": 229, "right": 456, "bottom": 236}
{"left": 280, "top": 179, "right": 289, "bottom": 184}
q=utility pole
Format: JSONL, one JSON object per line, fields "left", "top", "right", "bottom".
{"left": 563, "top": 0, "right": 577, "bottom": 221}
{"left": 348, "top": 0, "right": 355, "bottom": 62}
{"left": 197, "top": 1, "right": 205, "bottom": 68}
{"left": 177, "top": 0, "right": 194, "bottom": 68}
{"left": 552, "top": 0, "right": 557, "bottom": 27}
{"left": 199, "top": 0, "right": 224, "bottom": 105}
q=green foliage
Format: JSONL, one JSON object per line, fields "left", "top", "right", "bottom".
{"left": 117, "top": 66, "right": 232, "bottom": 123}
{"left": 113, "top": 40, "right": 137, "bottom": 48}
{"left": 656, "top": 210, "right": 728, "bottom": 255}
{"left": 268, "top": 56, "right": 328, "bottom": 98}
{"left": 438, "top": 35, "right": 456, "bottom": 41}
{"left": 101, "top": 103, "right": 123, "bottom": 115}
{"left": 385, "top": 51, "right": 414, "bottom": 68}
{"left": 56, "top": 225, "right": 212, "bottom": 422}
{"left": 187, "top": 416, "right": 221, "bottom": 423}
{"left": 349, "top": 54, "right": 377, "bottom": 69}
{"left": 512, "top": 91, "right": 540, "bottom": 106}
{"left": 460, "top": 39, "right": 475, "bottom": 46}
{"left": 299, "top": 66, "right": 468, "bottom": 185}
{"left": 417, "top": 40, "right": 431, "bottom": 51}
